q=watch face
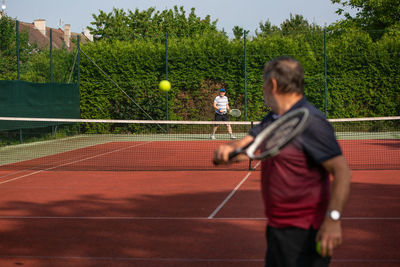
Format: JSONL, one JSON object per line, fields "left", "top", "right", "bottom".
{"left": 330, "top": 210, "right": 341, "bottom": 220}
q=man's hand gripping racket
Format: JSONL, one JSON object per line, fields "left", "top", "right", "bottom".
{"left": 214, "top": 108, "right": 310, "bottom": 164}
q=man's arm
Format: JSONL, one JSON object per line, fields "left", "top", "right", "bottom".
{"left": 317, "top": 155, "right": 351, "bottom": 257}
{"left": 213, "top": 102, "right": 219, "bottom": 111}
{"left": 213, "top": 135, "right": 254, "bottom": 164}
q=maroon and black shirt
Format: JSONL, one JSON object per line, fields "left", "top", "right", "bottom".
{"left": 249, "top": 97, "right": 342, "bottom": 229}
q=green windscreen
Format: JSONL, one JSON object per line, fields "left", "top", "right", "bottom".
{"left": 0, "top": 80, "right": 80, "bottom": 130}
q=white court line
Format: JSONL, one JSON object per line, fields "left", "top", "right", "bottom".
{"left": 208, "top": 161, "right": 261, "bottom": 219}
{"left": 0, "top": 168, "right": 37, "bottom": 180}
{"left": 0, "top": 156, "right": 82, "bottom": 180}
{"left": 342, "top": 217, "right": 400, "bottom": 220}
{"left": 0, "top": 136, "right": 97, "bottom": 180}
{"left": 0, "top": 255, "right": 398, "bottom": 263}
{"left": 0, "top": 141, "right": 153, "bottom": 186}
{"left": 0, "top": 216, "right": 265, "bottom": 220}
{"left": 0, "top": 255, "right": 264, "bottom": 262}
{"left": 0, "top": 216, "right": 398, "bottom": 220}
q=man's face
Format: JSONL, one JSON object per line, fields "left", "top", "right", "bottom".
{"left": 219, "top": 91, "right": 226, "bottom": 96}
{"left": 263, "top": 80, "right": 272, "bottom": 107}
{"left": 263, "top": 78, "right": 277, "bottom": 111}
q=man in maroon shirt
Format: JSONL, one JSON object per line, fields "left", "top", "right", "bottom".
{"left": 214, "top": 57, "right": 351, "bottom": 267}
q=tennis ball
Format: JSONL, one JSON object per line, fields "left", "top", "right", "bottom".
{"left": 316, "top": 241, "right": 322, "bottom": 255}
{"left": 159, "top": 80, "right": 171, "bottom": 92}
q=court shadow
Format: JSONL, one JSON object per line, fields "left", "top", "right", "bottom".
{"left": 0, "top": 188, "right": 266, "bottom": 266}
{"left": 2, "top": 177, "right": 398, "bottom": 266}
{"left": 370, "top": 140, "right": 400, "bottom": 149}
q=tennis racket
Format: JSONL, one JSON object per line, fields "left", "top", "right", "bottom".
{"left": 225, "top": 108, "right": 309, "bottom": 162}
{"left": 229, "top": 109, "right": 242, "bottom": 117}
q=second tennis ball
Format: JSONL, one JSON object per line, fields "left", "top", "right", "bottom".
{"left": 316, "top": 241, "right": 322, "bottom": 255}
{"left": 159, "top": 80, "right": 171, "bottom": 92}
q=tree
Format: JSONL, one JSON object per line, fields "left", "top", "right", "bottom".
{"left": 280, "top": 14, "right": 312, "bottom": 35}
{"left": 0, "top": 14, "right": 31, "bottom": 79}
{"left": 232, "top": 26, "right": 244, "bottom": 40}
{"left": 255, "top": 19, "right": 280, "bottom": 37}
{"left": 232, "top": 26, "right": 250, "bottom": 40}
{"left": 331, "top": 0, "right": 400, "bottom": 39}
{"left": 88, "top": 6, "right": 220, "bottom": 41}
{"left": 0, "top": 14, "right": 15, "bottom": 54}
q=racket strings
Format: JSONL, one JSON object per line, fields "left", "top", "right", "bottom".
{"left": 230, "top": 109, "right": 241, "bottom": 117}
{"left": 264, "top": 118, "right": 300, "bottom": 150}
{"left": 246, "top": 109, "right": 309, "bottom": 160}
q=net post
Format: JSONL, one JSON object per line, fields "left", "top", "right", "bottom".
{"left": 52, "top": 125, "right": 56, "bottom": 138}
{"left": 19, "top": 128, "right": 22, "bottom": 144}
{"left": 248, "top": 121, "right": 255, "bottom": 171}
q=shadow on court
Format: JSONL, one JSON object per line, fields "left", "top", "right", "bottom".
{"left": 0, "top": 189, "right": 266, "bottom": 266}
{"left": 0, "top": 177, "right": 399, "bottom": 266}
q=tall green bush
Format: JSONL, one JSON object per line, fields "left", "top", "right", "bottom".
{"left": 78, "top": 28, "right": 399, "bottom": 121}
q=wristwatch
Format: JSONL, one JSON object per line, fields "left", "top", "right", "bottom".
{"left": 327, "top": 210, "right": 341, "bottom": 221}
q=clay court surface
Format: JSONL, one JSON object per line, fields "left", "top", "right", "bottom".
{"left": 0, "top": 140, "right": 399, "bottom": 266}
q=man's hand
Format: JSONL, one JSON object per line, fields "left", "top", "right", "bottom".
{"left": 213, "top": 135, "right": 254, "bottom": 165}
{"left": 316, "top": 155, "right": 351, "bottom": 257}
{"left": 213, "top": 143, "right": 236, "bottom": 164}
{"left": 316, "top": 218, "right": 342, "bottom": 257}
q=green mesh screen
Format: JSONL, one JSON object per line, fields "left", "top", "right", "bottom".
{"left": 0, "top": 80, "right": 80, "bottom": 130}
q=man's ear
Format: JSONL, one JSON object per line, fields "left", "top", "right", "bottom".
{"left": 270, "top": 78, "right": 278, "bottom": 94}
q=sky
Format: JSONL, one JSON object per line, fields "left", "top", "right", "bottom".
{"left": 2, "top": 0, "right": 353, "bottom": 36}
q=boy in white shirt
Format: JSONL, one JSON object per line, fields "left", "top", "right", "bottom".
{"left": 211, "top": 88, "right": 236, "bottom": 140}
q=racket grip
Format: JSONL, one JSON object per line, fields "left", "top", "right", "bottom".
{"left": 228, "top": 149, "right": 243, "bottom": 161}
{"left": 213, "top": 149, "right": 242, "bottom": 165}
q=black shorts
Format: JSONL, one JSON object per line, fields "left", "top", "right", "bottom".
{"left": 214, "top": 113, "right": 229, "bottom": 122}
{"left": 265, "top": 226, "right": 331, "bottom": 267}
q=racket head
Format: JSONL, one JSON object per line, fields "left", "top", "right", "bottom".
{"left": 246, "top": 108, "right": 310, "bottom": 160}
{"left": 230, "top": 109, "right": 241, "bottom": 117}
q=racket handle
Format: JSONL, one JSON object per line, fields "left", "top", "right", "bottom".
{"left": 213, "top": 149, "right": 243, "bottom": 165}
{"left": 228, "top": 149, "right": 243, "bottom": 161}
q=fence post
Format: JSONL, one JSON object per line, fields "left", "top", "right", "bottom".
{"left": 77, "top": 35, "right": 80, "bottom": 88}
{"left": 165, "top": 32, "right": 169, "bottom": 122}
{"left": 324, "top": 28, "right": 328, "bottom": 117}
{"left": 16, "top": 20, "right": 20, "bottom": 80}
{"left": 244, "top": 31, "right": 248, "bottom": 121}
{"left": 50, "top": 28, "right": 53, "bottom": 82}
{"left": 77, "top": 35, "right": 81, "bottom": 129}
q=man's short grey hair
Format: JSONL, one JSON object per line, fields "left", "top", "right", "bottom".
{"left": 263, "top": 57, "right": 304, "bottom": 94}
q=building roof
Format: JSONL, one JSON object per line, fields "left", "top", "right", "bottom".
{"left": 18, "top": 21, "right": 91, "bottom": 51}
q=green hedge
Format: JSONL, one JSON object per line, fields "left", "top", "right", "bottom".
{"left": 9, "top": 30, "right": 399, "bottom": 122}
{"left": 79, "top": 30, "right": 399, "bottom": 121}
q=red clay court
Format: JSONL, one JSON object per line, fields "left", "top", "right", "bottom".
{"left": 0, "top": 122, "right": 399, "bottom": 266}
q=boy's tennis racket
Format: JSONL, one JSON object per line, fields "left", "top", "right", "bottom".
{"left": 229, "top": 109, "right": 241, "bottom": 117}
{"left": 228, "top": 107, "right": 310, "bottom": 161}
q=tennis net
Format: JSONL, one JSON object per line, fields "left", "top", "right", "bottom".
{"left": 0, "top": 116, "right": 399, "bottom": 171}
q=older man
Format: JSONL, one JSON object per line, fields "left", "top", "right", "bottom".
{"left": 214, "top": 57, "right": 351, "bottom": 267}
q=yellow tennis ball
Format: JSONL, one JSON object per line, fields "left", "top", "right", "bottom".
{"left": 159, "top": 80, "right": 171, "bottom": 92}
{"left": 316, "top": 241, "right": 322, "bottom": 255}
